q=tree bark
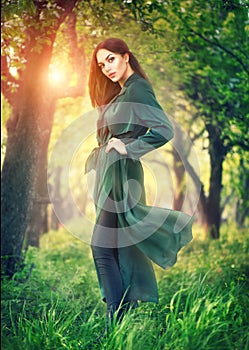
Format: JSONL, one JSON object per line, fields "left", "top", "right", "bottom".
{"left": 172, "top": 145, "right": 186, "bottom": 211}
{"left": 1, "top": 1, "right": 85, "bottom": 276}
{"left": 25, "top": 102, "right": 56, "bottom": 248}
{"left": 1, "top": 31, "right": 56, "bottom": 277}
{"left": 235, "top": 158, "right": 249, "bottom": 228}
{"left": 177, "top": 128, "right": 226, "bottom": 237}
{"left": 1, "top": 96, "right": 43, "bottom": 275}
{"left": 47, "top": 166, "right": 63, "bottom": 231}
{"left": 205, "top": 124, "right": 227, "bottom": 239}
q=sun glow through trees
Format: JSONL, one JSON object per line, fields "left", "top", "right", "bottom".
{"left": 48, "top": 65, "right": 67, "bottom": 86}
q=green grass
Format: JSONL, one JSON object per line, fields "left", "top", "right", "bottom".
{"left": 1, "top": 224, "right": 249, "bottom": 350}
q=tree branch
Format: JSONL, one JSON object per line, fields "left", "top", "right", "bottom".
{"left": 151, "top": 5, "right": 249, "bottom": 75}
{"left": 1, "top": 55, "right": 19, "bottom": 106}
{"left": 181, "top": 152, "right": 208, "bottom": 216}
{"left": 52, "top": 11, "right": 86, "bottom": 99}
{"left": 220, "top": 188, "right": 235, "bottom": 215}
{"left": 189, "top": 28, "right": 249, "bottom": 75}
{"left": 149, "top": 159, "right": 171, "bottom": 173}
{"left": 190, "top": 127, "right": 206, "bottom": 143}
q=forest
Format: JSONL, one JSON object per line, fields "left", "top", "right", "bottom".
{"left": 1, "top": 0, "right": 249, "bottom": 349}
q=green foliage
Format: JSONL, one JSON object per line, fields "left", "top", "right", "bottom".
{"left": 2, "top": 225, "right": 249, "bottom": 349}
{"left": 120, "top": 0, "right": 249, "bottom": 232}
{"left": 222, "top": 151, "right": 249, "bottom": 227}
{"left": 139, "top": 0, "right": 249, "bottom": 152}
{"left": 1, "top": 95, "right": 11, "bottom": 163}
{"left": 1, "top": 0, "right": 36, "bottom": 18}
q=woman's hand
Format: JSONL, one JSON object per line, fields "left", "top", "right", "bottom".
{"left": 105, "top": 137, "right": 128, "bottom": 155}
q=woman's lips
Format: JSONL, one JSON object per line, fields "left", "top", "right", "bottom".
{"left": 109, "top": 73, "right": 116, "bottom": 79}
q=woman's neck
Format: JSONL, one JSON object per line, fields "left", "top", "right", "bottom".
{"left": 119, "top": 66, "right": 135, "bottom": 87}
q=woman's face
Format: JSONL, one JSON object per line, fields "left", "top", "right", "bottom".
{"left": 96, "top": 49, "right": 131, "bottom": 86}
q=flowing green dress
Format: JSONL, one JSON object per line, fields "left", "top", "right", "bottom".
{"left": 85, "top": 73, "right": 193, "bottom": 303}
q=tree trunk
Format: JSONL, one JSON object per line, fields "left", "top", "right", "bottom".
{"left": 180, "top": 151, "right": 209, "bottom": 228}
{"left": 1, "top": 0, "right": 83, "bottom": 277}
{"left": 172, "top": 148, "right": 185, "bottom": 210}
{"left": 236, "top": 200, "right": 249, "bottom": 229}
{"left": 47, "top": 166, "right": 63, "bottom": 231}
{"left": 1, "top": 45, "right": 55, "bottom": 276}
{"left": 1, "top": 102, "right": 41, "bottom": 275}
{"left": 235, "top": 157, "right": 249, "bottom": 228}
{"left": 25, "top": 102, "right": 56, "bottom": 247}
{"left": 1, "top": 96, "right": 56, "bottom": 274}
{"left": 206, "top": 157, "right": 223, "bottom": 238}
{"left": 180, "top": 122, "right": 227, "bottom": 238}
{"left": 205, "top": 124, "right": 227, "bottom": 239}
{"left": 171, "top": 123, "right": 187, "bottom": 211}
{"left": 25, "top": 201, "right": 48, "bottom": 248}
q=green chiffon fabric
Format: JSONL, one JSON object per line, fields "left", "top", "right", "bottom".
{"left": 85, "top": 73, "right": 193, "bottom": 303}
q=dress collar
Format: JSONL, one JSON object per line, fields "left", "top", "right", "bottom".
{"left": 124, "top": 72, "right": 139, "bottom": 88}
{"left": 118, "top": 73, "right": 139, "bottom": 96}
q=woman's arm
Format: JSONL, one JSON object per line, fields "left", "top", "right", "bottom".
{"left": 124, "top": 79, "right": 174, "bottom": 159}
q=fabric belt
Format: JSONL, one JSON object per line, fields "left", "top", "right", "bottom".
{"left": 85, "top": 134, "right": 135, "bottom": 174}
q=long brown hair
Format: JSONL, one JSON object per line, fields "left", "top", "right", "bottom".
{"left": 88, "top": 38, "right": 149, "bottom": 107}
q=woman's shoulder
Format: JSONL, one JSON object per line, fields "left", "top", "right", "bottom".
{"left": 129, "top": 75, "right": 153, "bottom": 91}
{"left": 126, "top": 75, "right": 159, "bottom": 106}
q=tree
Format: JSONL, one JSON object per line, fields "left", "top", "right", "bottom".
{"left": 1, "top": 0, "right": 155, "bottom": 276}
{"left": 1, "top": 0, "right": 86, "bottom": 276}
{"left": 122, "top": 0, "right": 249, "bottom": 238}
{"left": 170, "top": 0, "right": 249, "bottom": 238}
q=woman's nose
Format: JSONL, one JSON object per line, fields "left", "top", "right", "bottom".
{"left": 104, "top": 63, "right": 111, "bottom": 72}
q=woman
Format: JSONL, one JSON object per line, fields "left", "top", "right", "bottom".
{"left": 86, "top": 38, "right": 193, "bottom": 327}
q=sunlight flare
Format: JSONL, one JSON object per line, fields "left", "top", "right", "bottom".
{"left": 49, "top": 66, "right": 66, "bottom": 85}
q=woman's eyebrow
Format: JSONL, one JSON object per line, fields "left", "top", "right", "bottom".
{"left": 98, "top": 53, "right": 112, "bottom": 65}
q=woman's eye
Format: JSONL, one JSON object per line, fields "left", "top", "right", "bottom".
{"left": 108, "top": 57, "right": 114, "bottom": 63}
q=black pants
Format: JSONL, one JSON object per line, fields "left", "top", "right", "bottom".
{"left": 91, "top": 195, "right": 124, "bottom": 316}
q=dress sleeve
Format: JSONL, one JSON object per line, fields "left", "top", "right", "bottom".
{"left": 125, "top": 79, "right": 174, "bottom": 159}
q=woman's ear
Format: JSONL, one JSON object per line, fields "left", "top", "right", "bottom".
{"left": 124, "top": 52, "right": 129, "bottom": 63}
